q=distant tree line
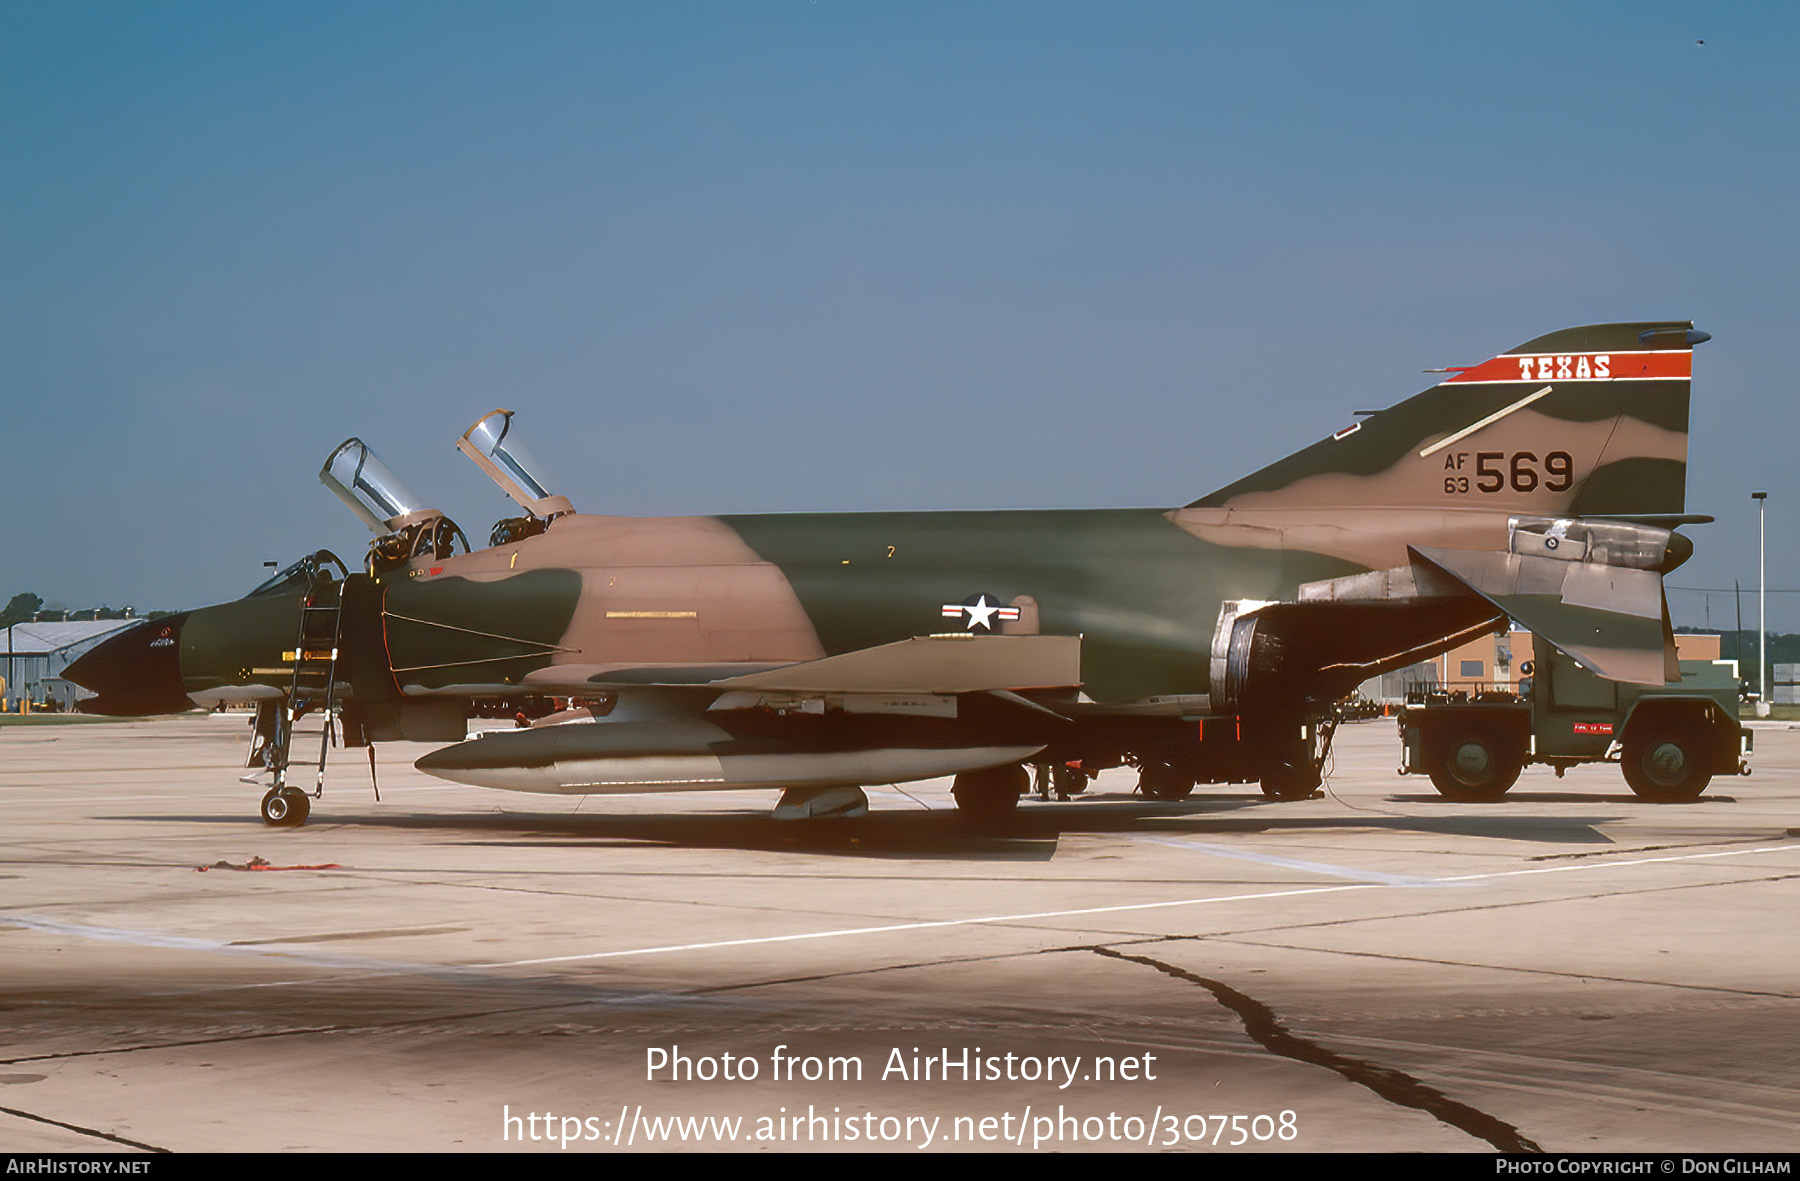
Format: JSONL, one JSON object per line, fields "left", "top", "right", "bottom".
{"left": 1674, "top": 626, "right": 1798, "bottom": 690}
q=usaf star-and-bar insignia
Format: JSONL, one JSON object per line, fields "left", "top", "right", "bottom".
{"left": 940, "top": 593, "right": 1021, "bottom": 634}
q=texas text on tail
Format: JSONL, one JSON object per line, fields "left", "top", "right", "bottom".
{"left": 66, "top": 320, "right": 1712, "bottom": 825}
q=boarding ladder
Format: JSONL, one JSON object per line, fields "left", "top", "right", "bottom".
{"left": 258, "top": 551, "right": 350, "bottom": 796}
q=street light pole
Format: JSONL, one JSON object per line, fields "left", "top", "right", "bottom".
{"left": 1753, "top": 490, "right": 1768, "bottom": 715}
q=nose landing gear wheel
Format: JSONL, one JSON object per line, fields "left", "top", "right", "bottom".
{"left": 261, "top": 787, "right": 311, "bottom": 827}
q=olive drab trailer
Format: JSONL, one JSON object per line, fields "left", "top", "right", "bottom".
{"left": 1399, "top": 632, "right": 1751, "bottom": 801}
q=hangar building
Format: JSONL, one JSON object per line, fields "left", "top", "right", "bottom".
{"left": 2, "top": 620, "right": 137, "bottom": 710}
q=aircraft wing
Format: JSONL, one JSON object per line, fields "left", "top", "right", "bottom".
{"left": 711, "top": 634, "right": 1080, "bottom": 694}
{"left": 400, "top": 634, "right": 1082, "bottom": 698}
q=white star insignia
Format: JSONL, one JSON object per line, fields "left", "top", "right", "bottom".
{"left": 939, "top": 594, "right": 1022, "bottom": 633}
{"left": 963, "top": 596, "right": 1000, "bottom": 631}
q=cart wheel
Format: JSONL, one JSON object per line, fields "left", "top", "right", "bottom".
{"left": 1621, "top": 720, "right": 1711, "bottom": 801}
{"left": 1427, "top": 729, "right": 1521, "bottom": 801}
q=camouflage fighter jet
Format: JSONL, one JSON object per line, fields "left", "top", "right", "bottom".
{"left": 66, "top": 321, "right": 1711, "bottom": 826}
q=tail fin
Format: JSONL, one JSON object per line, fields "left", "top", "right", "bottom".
{"left": 1189, "top": 321, "right": 1707, "bottom": 518}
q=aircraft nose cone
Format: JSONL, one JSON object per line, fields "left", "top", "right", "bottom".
{"left": 63, "top": 613, "right": 193, "bottom": 715}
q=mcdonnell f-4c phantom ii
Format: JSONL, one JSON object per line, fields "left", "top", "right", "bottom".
{"left": 67, "top": 320, "right": 1730, "bottom": 826}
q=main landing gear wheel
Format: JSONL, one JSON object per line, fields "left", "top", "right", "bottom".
{"left": 1427, "top": 730, "right": 1522, "bottom": 802}
{"left": 1621, "top": 721, "right": 1712, "bottom": 802}
{"left": 952, "top": 764, "right": 1027, "bottom": 822}
{"left": 1138, "top": 761, "right": 1195, "bottom": 801}
{"left": 260, "top": 787, "right": 311, "bottom": 827}
{"left": 1259, "top": 760, "right": 1321, "bottom": 801}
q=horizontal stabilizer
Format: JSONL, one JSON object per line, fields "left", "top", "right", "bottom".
{"left": 1409, "top": 543, "right": 1677, "bottom": 686}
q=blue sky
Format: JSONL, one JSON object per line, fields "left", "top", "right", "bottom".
{"left": 3, "top": 2, "right": 1796, "bottom": 627}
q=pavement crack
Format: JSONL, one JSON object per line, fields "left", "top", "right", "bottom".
{"left": 1090, "top": 946, "right": 1543, "bottom": 1153}
{"left": 1205, "top": 936, "right": 1799, "bottom": 999}
{"left": 0, "top": 1103, "right": 169, "bottom": 1152}
{"left": 1524, "top": 837, "right": 1792, "bottom": 862}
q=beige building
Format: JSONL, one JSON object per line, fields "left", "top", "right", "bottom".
{"left": 1362, "top": 629, "right": 1727, "bottom": 702}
